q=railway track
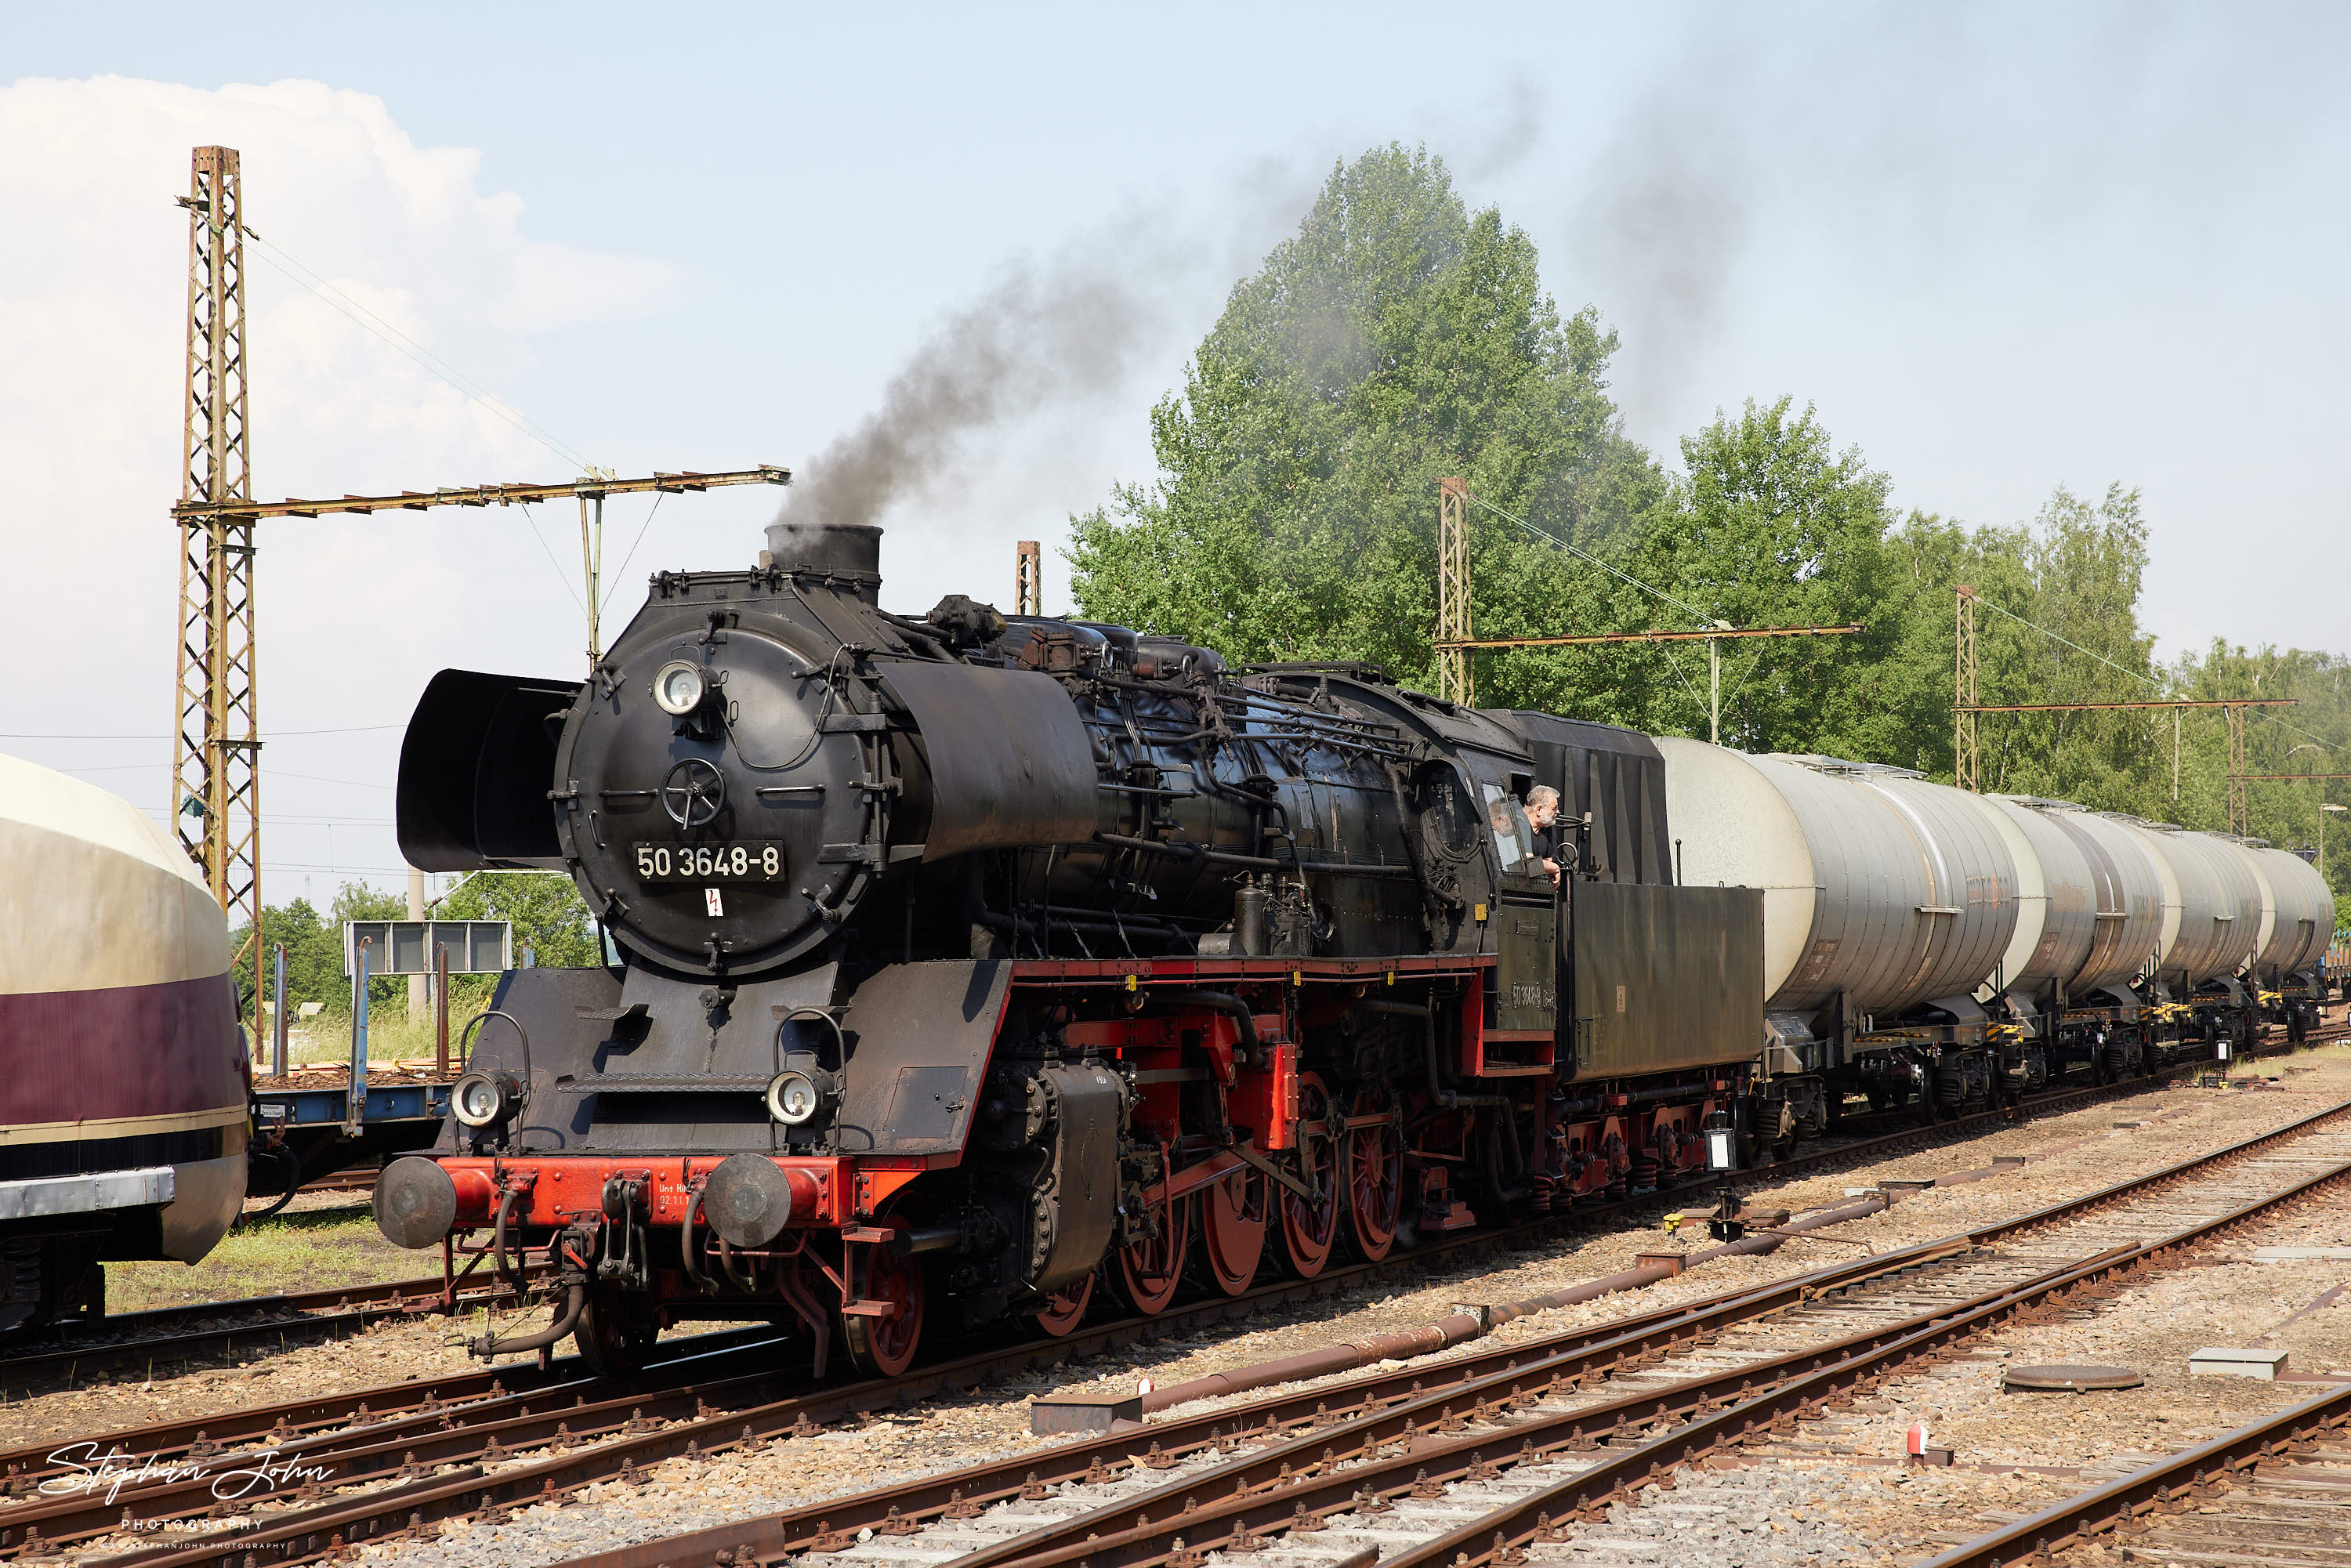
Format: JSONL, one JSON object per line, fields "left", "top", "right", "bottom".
{"left": 13, "top": 1017, "right": 2300, "bottom": 1398}
{"left": 1921, "top": 1379, "right": 2351, "bottom": 1568}
{"left": 0, "top": 1178, "right": 1813, "bottom": 1559}
{"left": 295, "top": 1168, "right": 386, "bottom": 1195}
{"left": 527, "top": 1088, "right": 2351, "bottom": 1568}
{"left": 0, "top": 1269, "right": 549, "bottom": 1391}
{"left": 9, "top": 1063, "right": 2339, "bottom": 1568}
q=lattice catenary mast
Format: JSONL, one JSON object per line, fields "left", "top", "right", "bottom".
{"left": 172, "top": 146, "right": 264, "bottom": 1016}
{"left": 1433, "top": 478, "right": 1859, "bottom": 731}
{"left": 165, "top": 148, "right": 793, "bottom": 1027}
{"left": 1015, "top": 539, "right": 1041, "bottom": 617}
{"left": 1951, "top": 588, "right": 2295, "bottom": 834}
{"left": 1436, "top": 480, "right": 1473, "bottom": 704}
{"left": 1954, "top": 585, "right": 1980, "bottom": 791}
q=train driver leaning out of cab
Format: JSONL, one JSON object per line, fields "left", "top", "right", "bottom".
{"left": 1523, "top": 784, "right": 1563, "bottom": 886}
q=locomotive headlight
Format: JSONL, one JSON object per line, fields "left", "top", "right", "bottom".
{"left": 451, "top": 1070, "right": 520, "bottom": 1128}
{"left": 766, "top": 1069, "right": 822, "bottom": 1125}
{"left": 653, "top": 660, "right": 708, "bottom": 716}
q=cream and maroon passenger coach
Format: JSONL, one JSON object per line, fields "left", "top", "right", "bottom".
{"left": 0, "top": 753, "right": 247, "bottom": 1328}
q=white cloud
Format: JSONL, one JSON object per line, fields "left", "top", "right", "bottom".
{"left": 0, "top": 75, "right": 682, "bottom": 889}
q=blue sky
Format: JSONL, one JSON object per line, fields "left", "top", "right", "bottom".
{"left": 5, "top": 3, "right": 2346, "bottom": 896}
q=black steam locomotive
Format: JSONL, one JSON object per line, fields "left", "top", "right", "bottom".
{"left": 374, "top": 522, "right": 1762, "bottom": 1375}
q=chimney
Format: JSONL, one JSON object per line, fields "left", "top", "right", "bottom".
{"left": 764, "top": 521, "right": 882, "bottom": 603}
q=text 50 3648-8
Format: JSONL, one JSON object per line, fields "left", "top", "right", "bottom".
{"left": 632, "top": 842, "right": 786, "bottom": 882}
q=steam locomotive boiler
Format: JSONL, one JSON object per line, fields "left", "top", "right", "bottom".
{"left": 374, "top": 523, "right": 1766, "bottom": 1374}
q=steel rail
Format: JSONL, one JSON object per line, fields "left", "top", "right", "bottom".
{"left": 0, "top": 1329, "right": 824, "bottom": 1546}
{"left": 523, "top": 1241, "right": 1963, "bottom": 1568}
{"left": 20, "top": 1037, "right": 2326, "bottom": 1563}
{"left": 39, "top": 1157, "right": 1786, "bottom": 1568}
{"left": 0, "top": 1194, "right": 1923, "bottom": 1552}
{"left": 951, "top": 1097, "right": 2351, "bottom": 1568}
{"left": 27, "top": 1232, "right": 1501, "bottom": 1564}
{"left": 0, "top": 1324, "right": 787, "bottom": 1488}
{"left": 0, "top": 1269, "right": 548, "bottom": 1388}
{"left": 0, "top": 1099, "right": 2003, "bottom": 1502}
{"left": 15, "top": 1019, "right": 2312, "bottom": 1432}
{"left": 919, "top": 1157, "right": 2345, "bottom": 1568}
{"left": 525, "top": 1090, "right": 2351, "bottom": 1568}
{"left": 991, "top": 1248, "right": 2157, "bottom": 1568}
{"left": 1915, "top": 1381, "right": 2351, "bottom": 1568}
{"left": 1378, "top": 1157, "right": 2351, "bottom": 1568}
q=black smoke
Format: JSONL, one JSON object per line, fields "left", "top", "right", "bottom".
{"left": 769, "top": 236, "right": 1165, "bottom": 551}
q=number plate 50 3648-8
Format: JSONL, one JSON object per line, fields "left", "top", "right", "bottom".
{"left": 633, "top": 842, "right": 785, "bottom": 882}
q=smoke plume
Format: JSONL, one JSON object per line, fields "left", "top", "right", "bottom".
{"left": 1566, "top": 70, "right": 1755, "bottom": 435}
{"left": 1460, "top": 74, "right": 1549, "bottom": 183}
{"left": 770, "top": 232, "right": 1169, "bottom": 552}
{"left": 767, "top": 88, "right": 1552, "bottom": 561}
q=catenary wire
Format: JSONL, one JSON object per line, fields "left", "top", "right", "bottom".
{"left": 239, "top": 232, "right": 601, "bottom": 623}
{"left": 1454, "top": 487, "right": 1719, "bottom": 628}
{"left": 1971, "top": 592, "right": 2342, "bottom": 754}
{"left": 241, "top": 230, "right": 591, "bottom": 472}
{"left": 600, "top": 490, "right": 668, "bottom": 619}
{"left": 1459, "top": 485, "right": 2338, "bottom": 761}
{"left": 520, "top": 499, "right": 589, "bottom": 614}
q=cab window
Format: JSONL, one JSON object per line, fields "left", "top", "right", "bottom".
{"left": 1483, "top": 784, "right": 1534, "bottom": 873}
{"left": 1415, "top": 762, "right": 1480, "bottom": 860}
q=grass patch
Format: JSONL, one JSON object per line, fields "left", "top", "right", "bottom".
{"left": 275, "top": 1002, "right": 482, "bottom": 1068}
{"left": 104, "top": 1201, "right": 423, "bottom": 1314}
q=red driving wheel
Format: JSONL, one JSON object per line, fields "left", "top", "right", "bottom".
{"left": 1116, "top": 1189, "right": 1190, "bottom": 1314}
{"left": 842, "top": 1232, "right": 927, "bottom": 1378}
{"left": 1279, "top": 1071, "right": 1340, "bottom": 1278}
{"left": 1200, "top": 1164, "right": 1267, "bottom": 1296}
{"left": 1344, "top": 1083, "right": 1402, "bottom": 1262}
{"left": 1031, "top": 1272, "right": 1093, "bottom": 1337}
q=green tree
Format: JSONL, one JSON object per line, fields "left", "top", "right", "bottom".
{"left": 1067, "top": 143, "right": 1664, "bottom": 687}
{"left": 1504, "top": 397, "right": 1941, "bottom": 757}
{"left": 2168, "top": 639, "right": 2351, "bottom": 927}
{"left": 1061, "top": 140, "right": 2351, "bottom": 927}
{"left": 231, "top": 881, "right": 406, "bottom": 1016}
{"left": 435, "top": 871, "right": 603, "bottom": 969}
{"left": 1969, "top": 486, "right": 2163, "bottom": 808}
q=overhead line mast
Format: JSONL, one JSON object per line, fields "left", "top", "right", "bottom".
{"left": 172, "top": 146, "right": 262, "bottom": 1016}
{"left": 1432, "top": 479, "right": 1862, "bottom": 739}
{"left": 1955, "top": 585, "right": 1980, "bottom": 792}
{"left": 166, "top": 147, "right": 790, "bottom": 1029}
{"left": 1951, "top": 588, "right": 2299, "bottom": 832}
